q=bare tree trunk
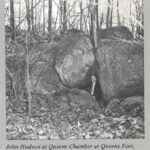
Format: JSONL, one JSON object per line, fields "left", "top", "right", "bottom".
{"left": 10, "top": 0, "right": 15, "bottom": 41}
{"left": 43, "top": 0, "right": 45, "bottom": 34}
{"left": 25, "top": 32, "right": 31, "bottom": 117}
{"left": 83, "top": 10, "right": 88, "bottom": 32}
{"left": 80, "top": 1, "right": 83, "bottom": 31}
{"left": 68, "top": 4, "right": 71, "bottom": 29}
{"left": 55, "top": 9, "right": 59, "bottom": 30}
{"left": 100, "top": 13, "right": 104, "bottom": 29}
{"left": 63, "top": 0, "right": 67, "bottom": 33}
{"left": 59, "top": 0, "right": 63, "bottom": 34}
{"left": 26, "top": 0, "right": 31, "bottom": 32}
{"left": 38, "top": 4, "right": 42, "bottom": 32}
{"left": 89, "top": 0, "right": 97, "bottom": 48}
{"left": 31, "top": 0, "right": 34, "bottom": 31}
{"left": 5, "top": 6, "right": 9, "bottom": 20}
{"left": 18, "top": 0, "right": 21, "bottom": 29}
{"left": 90, "top": 14, "right": 93, "bottom": 36}
{"left": 136, "top": 0, "right": 140, "bottom": 38}
{"left": 130, "top": 2, "right": 134, "bottom": 36}
{"left": 35, "top": 0, "right": 37, "bottom": 30}
{"left": 95, "top": 0, "right": 99, "bottom": 30}
{"left": 88, "top": 5, "right": 91, "bottom": 33}
{"left": 48, "top": 0, "right": 52, "bottom": 33}
{"left": 141, "top": 0, "right": 144, "bottom": 36}
{"left": 106, "top": 0, "right": 113, "bottom": 28}
{"left": 110, "top": 0, "right": 113, "bottom": 27}
{"left": 117, "top": 0, "right": 120, "bottom": 26}
{"left": 106, "top": 0, "right": 110, "bottom": 28}
{"left": 73, "top": 3, "right": 76, "bottom": 29}
{"left": 136, "top": 3, "right": 138, "bottom": 37}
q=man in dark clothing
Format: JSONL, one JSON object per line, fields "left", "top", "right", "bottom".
{"left": 90, "top": 75, "right": 104, "bottom": 107}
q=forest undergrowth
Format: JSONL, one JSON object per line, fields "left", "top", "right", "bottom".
{"left": 6, "top": 94, "right": 144, "bottom": 140}
{"left": 6, "top": 30, "right": 144, "bottom": 140}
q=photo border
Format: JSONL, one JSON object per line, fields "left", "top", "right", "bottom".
{"left": 0, "top": 0, "right": 150, "bottom": 149}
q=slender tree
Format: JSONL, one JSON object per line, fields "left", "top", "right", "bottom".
{"left": 18, "top": 0, "right": 21, "bottom": 29}
{"left": 135, "top": 1, "right": 139, "bottom": 37}
{"left": 89, "top": 0, "right": 97, "bottom": 48}
{"left": 95, "top": 0, "right": 99, "bottom": 30}
{"left": 141, "top": 0, "right": 144, "bottom": 36}
{"left": 26, "top": 0, "right": 31, "bottom": 32}
{"left": 106, "top": 0, "right": 110, "bottom": 28}
{"left": 106, "top": 0, "right": 113, "bottom": 28}
{"left": 59, "top": 0, "right": 63, "bottom": 34}
{"left": 100, "top": 13, "right": 104, "bottom": 29}
{"left": 10, "top": 0, "right": 15, "bottom": 41}
{"left": 35, "top": 0, "right": 37, "bottom": 30}
{"left": 55, "top": 9, "right": 59, "bottom": 30}
{"left": 38, "top": 3, "right": 42, "bottom": 32}
{"left": 117, "top": 0, "right": 120, "bottom": 26}
{"left": 48, "top": 0, "right": 52, "bottom": 33}
{"left": 110, "top": 0, "right": 113, "bottom": 27}
{"left": 43, "top": 0, "right": 45, "bottom": 34}
{"left": 130, "top": 2, "right": 134, "bottom": 36}
{"left": 31, "top": 0, "right": 34, "bottom": 31}
{"left": 80, "top": 0, "right": 83, "bottom": 31}
{"left": 63, "top": 0, "right": 67, "bottom": 33}
{"left": 90, "top": 14, "right": 93, "bottom": 36}
{"left": 135, "top": 0, "right": 143, "bottom": 38}
{"left": 25, "top": 32, "right": 31, "bottom": 117}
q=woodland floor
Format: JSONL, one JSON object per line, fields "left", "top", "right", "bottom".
{"left": 5, "top": 27, "right": 144, "bottom": 140}
{"left": 6, "top": 94, "right": 144, "bottom": 140}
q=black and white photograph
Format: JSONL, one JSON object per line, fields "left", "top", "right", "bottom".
{"left": 5, "top": 0, "right": 144, "bottom": 141}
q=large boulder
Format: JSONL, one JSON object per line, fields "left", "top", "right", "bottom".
{"left": 67, "top": 88, "right": 99, "bottom": 108}
{"left": 29, "top": 44, "right": 66, "bottom": 95}
{"left": 54, "top": 34, "right": 95, "bottom": 88}
{"left": 120, "top": 96, "right": 144, "bottom": 117}
{"left": 98, "top": 26, "right": 133, "bottom": 40}
{"left": 6, "top": 43, "right": 66, "bottom": 97}
{"left": 96, "top": 39, "right": 144, "bottom": 103}
{"left": 30, "top": 64, "right": 65, "bottom": 95}
{"left": 105, "top": 96, "right": 144, "bottom": 117}
{"left": 53, "top": 88, "right": 100, "bottom": 110}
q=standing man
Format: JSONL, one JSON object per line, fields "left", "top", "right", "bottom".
{"left": 90, "top": 75, "right": 104, "bottom": 107}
